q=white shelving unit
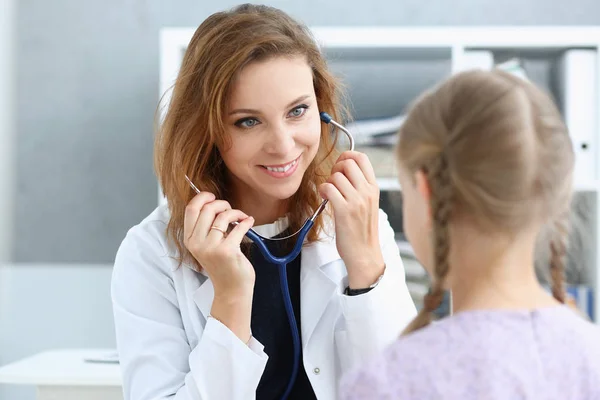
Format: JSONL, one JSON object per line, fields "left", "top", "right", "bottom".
{"left": 159, "top": 26, "right": 600, "bottom": 321}
{"left": 0, "top": 0, "right": 15, "bottom": 264}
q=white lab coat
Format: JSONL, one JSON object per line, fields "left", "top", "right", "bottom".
{"left": 111, "top": 204, "right": 417, "bottom": 400}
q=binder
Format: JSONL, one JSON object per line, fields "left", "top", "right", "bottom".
{"left": 556, "top": 49, "right": 597, "bottom": 186}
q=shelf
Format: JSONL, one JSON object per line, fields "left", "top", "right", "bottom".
{"left": 310, "top": 27, "right": 600, "bottom": 48}
{"left": 163, "top": 27, "right": 600, "bottom": 56}
{"left": 377, "top": 177, "right": 401, "bottom": 191}
{"left": 576, "top": 180, "right": 600, "bottom": 192}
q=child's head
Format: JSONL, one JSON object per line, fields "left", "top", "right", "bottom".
{"left": 396, "top": 69, "right": 574, "bottom": 333}
{"left": 156, "top": 4, "right": 346, "bottom": 261}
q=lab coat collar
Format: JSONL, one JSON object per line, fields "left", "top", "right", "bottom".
{"left": 192, "top": 223, "right": 342, "bottom": 347}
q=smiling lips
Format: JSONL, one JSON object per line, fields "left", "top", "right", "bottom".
{"left": 260, "top": 156, "right": 300, "bottom": 178}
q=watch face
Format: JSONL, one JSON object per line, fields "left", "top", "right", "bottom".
{"left": 370, "top": 268, "right": 385, "bottom": 288}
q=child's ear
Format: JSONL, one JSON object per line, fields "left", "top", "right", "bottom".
{"left": 415, "top": 169, "right": 433, "bottom": 228}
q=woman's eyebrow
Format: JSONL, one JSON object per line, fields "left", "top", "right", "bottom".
{"left": 228, "top": 94, "right": 311, "bottom": 116}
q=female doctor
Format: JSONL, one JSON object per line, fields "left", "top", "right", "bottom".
{"left": 111, "top": 4, "right": 416, "bottom": 400}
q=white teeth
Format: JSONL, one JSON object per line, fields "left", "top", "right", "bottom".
{"left": 265, "top": 159, "right": 297, "bottom": 173}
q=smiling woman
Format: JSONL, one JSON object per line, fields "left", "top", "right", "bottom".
{"left": 220, "top": 56, "right": 322, "bottom": 224}
{"left": 110, "top": 4, "right": 416, "bottom": 400}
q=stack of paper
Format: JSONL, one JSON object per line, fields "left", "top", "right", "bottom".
{"left": 346, "top": 114, "right": 405, "bottom": 146}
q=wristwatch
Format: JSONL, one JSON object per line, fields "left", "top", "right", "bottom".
{"left": 344, "top": 268, "right": 385, "bottom": 296}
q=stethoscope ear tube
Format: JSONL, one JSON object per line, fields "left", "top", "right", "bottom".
{"left": 320, "top": 111, "right": 355, "bottom": 151}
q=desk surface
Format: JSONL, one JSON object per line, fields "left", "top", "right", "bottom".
{"left": 0, "top": 349, "right": 121, "bottom": 386}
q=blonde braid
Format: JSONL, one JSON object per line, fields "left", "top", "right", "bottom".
{"left": 549, "top": 210, "right": 570, "bottom": 303}
{"left": 402, "top": 154, "right": 453, "bottom": 335}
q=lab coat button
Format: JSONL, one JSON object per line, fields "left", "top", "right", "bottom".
{"left": 313, "top": 367, "right": 320, "bottom": 375}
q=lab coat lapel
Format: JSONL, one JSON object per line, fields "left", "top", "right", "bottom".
{"left": 300, "top": 232, "right": 343, "bottom": 349}
{"left": 192, "top": 268, "right": 213, "bottom": 323}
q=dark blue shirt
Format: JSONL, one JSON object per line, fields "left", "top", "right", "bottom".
{"left": 250, "top": 237, "right": 317, "bottom": 400}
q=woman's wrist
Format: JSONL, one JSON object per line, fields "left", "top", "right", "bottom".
{"left": 345, "top": 246, "right": 385, "bottom": 288}
{"left": 210, "top": 292, "right": 253, "bottom": 343}
{"left": 346, "top": 259, "right": 386, "bottom": 289}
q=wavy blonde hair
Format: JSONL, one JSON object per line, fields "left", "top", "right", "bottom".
{"left": 397, "top": 69, "right": 575, "bottom": 334}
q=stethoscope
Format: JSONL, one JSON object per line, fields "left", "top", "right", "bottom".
{"left": 186, "top": 112, "right": 354, "bottom": 399}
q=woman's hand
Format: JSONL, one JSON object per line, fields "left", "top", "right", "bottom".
{"left": 184, "top": 192, "right": 256, "bottom": 341}
{"left": 319, "top": 151, "right": 385, "bottom": 289}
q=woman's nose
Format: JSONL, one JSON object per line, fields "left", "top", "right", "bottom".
{"left": 264, "top": 123, "right": 295, "bottom": 155}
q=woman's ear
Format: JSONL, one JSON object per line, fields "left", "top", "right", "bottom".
{"left": 415, "top": 169, "right": 433, "bottom": 227}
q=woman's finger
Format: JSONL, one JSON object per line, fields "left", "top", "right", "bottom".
{"left": 184, "top": 192, "right": 216, "bottom": 244}
{"left": 319, "top": 182, "right": 346, "bottom": 209}
{"left": 193, "top": 200, "right": 232, "bottom": 239}
{"left": 331, "top": 159, "right": 368, "bottom": 191}
{"left": 206, "top": 209, "right": 250, "bottom": 244}
{"left": 329, "top": 171, "right": 356, "bottom": 201}
{"left": 336, "top": 151, "right": 377, "bottom": 185}
{"left": 225, "top": 216, "right": 255, "bottom": 246}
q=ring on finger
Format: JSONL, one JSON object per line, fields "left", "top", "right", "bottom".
{"left": 209, "top": 225, "right": 227, "bottom": 236}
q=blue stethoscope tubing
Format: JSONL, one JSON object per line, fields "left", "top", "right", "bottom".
{"left": 245, "top": 111, "right": 352, "bottom": 399}
{"left": 245, "top": 221, "right": 311, "bottom": 400}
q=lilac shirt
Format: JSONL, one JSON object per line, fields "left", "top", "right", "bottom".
{"left": 340, "top": 306, "right": 600, "bottom": 399}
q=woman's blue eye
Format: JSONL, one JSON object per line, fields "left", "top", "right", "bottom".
{"left": 289, "top": 105, "right": 308, "bottom": 118}
{"left": 236, "top": 118, "right": 259, "bottom": 129}
{"left": 235, "top": 105, "right": 307, "bottom": 128}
